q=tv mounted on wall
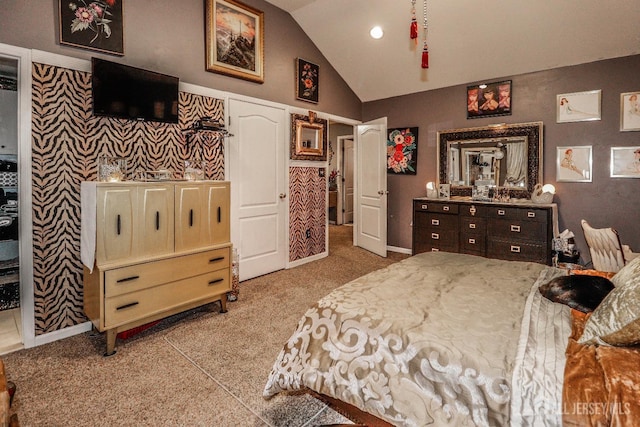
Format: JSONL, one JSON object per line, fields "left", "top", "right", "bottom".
{"left": 91, "top": 58, "right": 179, "bottom": 124}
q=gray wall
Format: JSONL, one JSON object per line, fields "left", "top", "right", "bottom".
{"left": 364, "top": 55, "right": 640, "bottom": 265}
{"left": 0, "top": 0, "right": 362, "bottom": 120}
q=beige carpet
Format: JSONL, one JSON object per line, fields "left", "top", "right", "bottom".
{"left": 3, "top": 225, "right": 408, "bottom": 426}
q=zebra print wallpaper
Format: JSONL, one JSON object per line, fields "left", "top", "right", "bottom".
{"left": 289, "top": 167, "right": 326, "bottom": 261}
{"left": 31, "top": 62, "right": 225, "bottom": 334}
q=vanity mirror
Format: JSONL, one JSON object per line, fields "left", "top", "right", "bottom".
{"left": 437, "top": 122, "right": 543, "bottom": 199}
{"left": 290, "top": 112, "right": 327, "bottom": 161}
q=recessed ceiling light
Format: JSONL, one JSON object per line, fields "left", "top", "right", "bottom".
{"left": 370, "top": 26, "right": 384, "bottom": 39}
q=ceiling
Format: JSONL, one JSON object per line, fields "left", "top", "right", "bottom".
{"left": 265, "top": 0, "right": 640, "bottom": 102}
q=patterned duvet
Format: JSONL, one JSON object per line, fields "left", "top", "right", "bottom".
{"left": 263, "top": 252, "right": 571, "bottom": 426}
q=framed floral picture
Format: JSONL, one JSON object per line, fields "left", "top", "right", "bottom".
{"left": 205, "top": 0, "right": 264, "bottom": 83}
{"left": 296, "top": 58, "right": 319, "bottom": 103}
{"left": 610, "top": 146, "right": 640, "bottom": 177}
{"left": 556, "top": 146, "right": 593, "bottom": 182}
{"left": 386, "top": 127, "right": 418, "bottom": 174}
{"left": 620, "top": 91, "right": 640, "bottom": 131}
{"left": 59, "top": 0, "right": 124, "bottom": 56}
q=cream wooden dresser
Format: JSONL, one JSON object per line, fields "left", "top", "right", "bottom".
{"left": 82, "top": 181, "right": 231, "bottom": 355}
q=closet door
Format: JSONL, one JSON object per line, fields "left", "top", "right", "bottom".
{"left": 174, "top": 184, "right": 204, "bottom": 252}
{"left": 137, "top": 184, "right": 174, "bottom": 257}
{"left": 203, "top": 182, "right": 230, "bottom": 246}
{"left": 96, "top": 186, "right": 136, "bottom": 263}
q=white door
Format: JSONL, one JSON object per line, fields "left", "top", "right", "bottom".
{"left": 354, "top": 118, "right": 387, "bottom": 257}
{"left": 341, "top": 138, "right": 354, "bottom": 224}
{"left": 228, "top": 99, "right": 286, "bottom": 280}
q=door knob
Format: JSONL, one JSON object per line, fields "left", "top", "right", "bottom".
{"left": 279, "top": 193, "right": 287, "bottom": 199}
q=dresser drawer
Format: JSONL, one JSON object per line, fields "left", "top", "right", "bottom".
{"left": 105, "top": 247, "right": 230, "bottom": 297}
{"left": 487, "top": 218, "right": 547, "bottom": 242}
{"left": 487, "top": 206, "right": 548, "bottom": 222}
{"left": 414, "top": 201, "right": 459, "bottom": 214}
{"left": 487, "top": 240, "right": 548, "bottom": 264}
{"left": 414, "top": 212, "right": 459, "bottom": 230}
{"left": 461, "top": 217, "right": 487, "bottom": 234}
{"left": 104, "top": 269, "right": 230, "bottom": 328}
{"left": 459, "top": 204, "right": 488, "bottom": 217}
{"left": 461, "top": 233, "right": 486, "bottom": 255}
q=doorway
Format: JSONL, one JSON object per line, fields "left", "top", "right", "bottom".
{"left": 337, "top": 135, "right": 354, "bottom": 225}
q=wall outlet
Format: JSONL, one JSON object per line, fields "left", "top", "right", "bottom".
{"left": 306, "top": 229, "right": 311, "bottom": 238}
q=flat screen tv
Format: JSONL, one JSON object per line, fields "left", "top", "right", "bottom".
{"left": 91, "top": 58, "right": 179, "bottom": 124}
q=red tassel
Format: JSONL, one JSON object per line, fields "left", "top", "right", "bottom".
{"left": 421, "top": 46, "right": 429, "bottom": 69}
{"left": 410, "top": 19, "right": 418, "bottom": 41}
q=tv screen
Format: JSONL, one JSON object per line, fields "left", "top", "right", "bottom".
{"left": 91, "top": 58, "right": 179, "bottom": 124}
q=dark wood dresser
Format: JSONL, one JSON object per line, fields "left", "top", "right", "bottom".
{"left": 412, "top": 198, "right": 556, "bottom": 265}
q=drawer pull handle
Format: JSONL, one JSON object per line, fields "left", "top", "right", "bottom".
{"left": 208, "top": 278, "right": 224, "bottom": 285}
{"left": 443, "top": 206, "right": 450, "bottom": 212}
{"left": 431, "top": 248, "right": 440, "bottom": 252}
{"left": 431, "top": 233, "right": 440, "bottom": 240}
{"left": 217, "top": 206, "right": 221, "bottom": 223}
{"left": 469, "top": 206, "right": 477, "bottom": 216}
{"left": 510, "top": 225, "right": 521, "bottom": 232}
{"left": 421, "top": 204, "right": 428, "bottom": 210}
{"left": 155, "top": 211, "right": 160, "bottom": 230}
{"left": 510, "top": 245, "right": 521, "bottom": 253}
{"left": 469, "top": 238, "right": 476, "bottom": 244}
{"left": 431, "top": 219, "right": 440, "bottom": 226}
{"left": 116, "top": 302, "right": 139, "bottom": 311}
{"left": 527, "top": 211, "right": 536, "bottom": 218}
{"left": 209, "top": 256, "right": 225, "bottom": 263}
{"left": 116, "top": 276, "right": 140, "bottom": 283}
{"left": 116, "top": 214, "right": 121, "bottom": 235}
{"left": 469, "top": 223, "right": 476, "bottom": 229}
{"left": 498, "top": 209, "right": 505, "bottom": 216}
{"left": 189, "top": 209, "right": 194, "bottom": 227}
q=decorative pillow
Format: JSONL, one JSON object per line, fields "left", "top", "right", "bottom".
{"left": 539, "top": 274, "right": 614, "bottom": 313}
{"left": 579, "top": 261, "right": 640, "bottom": 346}
{"left": 611, "top": 255, "right": 640, "bottom": 288}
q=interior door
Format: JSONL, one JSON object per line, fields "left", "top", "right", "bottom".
{"left": 342, "top": 138, "right": 354, "bottom": 224}
{"left": 228, "top": 99, "right": 286, "bottom": 281}
{"left": 354, "top": 118, "right": 387, "bottom": 257}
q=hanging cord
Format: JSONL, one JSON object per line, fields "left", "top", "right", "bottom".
{"left": 421, "top": 0, "right": 429, "bottom": 68}
{"left": 410, "top": 0, "right": 418, "bottom": 44}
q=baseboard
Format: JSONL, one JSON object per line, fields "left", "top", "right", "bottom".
{"left": 32, "top": 321, "right": 93, "bottom": 348}
{"left": 287, "top": 251, "right": 328, "bottom": 269}
{"left": 387, "top": 245, "right": 411, "bottom": 255}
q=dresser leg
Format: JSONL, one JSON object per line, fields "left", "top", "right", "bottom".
{"left": 219, "top": 297, "right": 228, "bottom": 314}
{"left": 104, "top": 330, "right": 117, "bottom": 357}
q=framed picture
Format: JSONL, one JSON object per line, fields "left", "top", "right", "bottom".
{"left": 556, "top": 90, "right": 601, "bottom": 123}
{"left": 438, "top": 184, "right": 451, "bottom": 200}
{"left": 205, "top": 0, "right": 264, "bottom": 83}
{"left": 620, "top": 92, "right": 640, "bottom": 131}
{"left": 556, "top": 146, "right": 593, "bottom": 182}
{"left": 386, "top": 127, "right": 418, "bottom": 174}
{"left": 610, "top": 146, "right": 640, "bottom": 177}
{"left": 296, "top": 58, "right": 319, "bottom": 103}
{"left": 467, "top": 80, "right": 511, "bottom": 119}
{"left": 58, "top": 0, "right": 124, "bottom": 56}
{"left": 290, "top": 113, "right": 327, "bottom": 161}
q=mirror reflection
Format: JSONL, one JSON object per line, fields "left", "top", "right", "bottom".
{"left": 437, "top": 122, "right": 543, "bottom": 198}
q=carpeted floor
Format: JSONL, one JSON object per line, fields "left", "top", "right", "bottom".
{"left": 3, "top": 225, "right": 408, "bottom": 426}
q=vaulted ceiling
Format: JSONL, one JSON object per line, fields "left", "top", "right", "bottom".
{"left": 265, "top": 0, "right": 640, "bottom": 102}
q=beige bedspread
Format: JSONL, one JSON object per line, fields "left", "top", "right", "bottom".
{"left": 263, "top": 252, "right": 568, "bottom": 426}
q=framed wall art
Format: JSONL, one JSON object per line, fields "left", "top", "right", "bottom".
{"left": 386, "top": 127, "right": 418, "bottom": 174}
{"left": 556, "top": 90, "right": 601, "bottom": 123}
{"left": 620, "top": 91, "right": 640, "bottom": 131}
{"left": 205, "top": 0, "right": 264, "bottom": 83}
{"left": 556, "top": 146, "right": 592, "bottom": 182}
{"left": 296, "top": 58, "right": 319, "bottom": 103}
{"left": 467, "top": 80, "right": 511, "bottom": 119}
{"left": 610, "top": 146, "right": 640, "bottom": 177}
{"left": 290, "top": 112, "right": 327, "bottom": 161}
{"left": 59, "top": 0, "right": 124, "bottom": 56}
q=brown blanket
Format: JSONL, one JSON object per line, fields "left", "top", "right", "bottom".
{"left": 563, "top": 309, "right": 640, "bottom": 426}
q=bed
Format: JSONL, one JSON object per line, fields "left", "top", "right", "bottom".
{"left": 263, "top": 252, "right": 640, "bottom": 426}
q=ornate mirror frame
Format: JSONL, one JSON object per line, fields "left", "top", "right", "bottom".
{"left": 437, "top": 122, "right": 543, "bottom": 199}
{"left": 290, "top": 112, "right": 327, "bottom": 161}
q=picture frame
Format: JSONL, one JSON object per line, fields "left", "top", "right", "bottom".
{"left": 387, "top": 127, "right": 418, "bottom": 174}
{"left": 296, "top": 58, "right": 319, "bottom": 103}
{"left": 290, "top": 112, "right": 327, "bottom": 161}
{"left": 556, "top": 90, "right": 601, "bottom": 123}
{"left": 620, "top": 91, "right": 640, "bottom": 131}
{"left": 205, "top": 0, "right": 264, "bottom": 84}
{"left": 58, "top": 0, "right": 124, "bottom": 56}
{"left": 438, "top": 184, "right": 451, "bottom": 200}
{"left": 556, "top": 146, "right": 593, "bottom": 182}
{"left": 610, "top": 146, "right": 640, "bottom": 178}
{"left": 467, "top": 80, "right": 511, "bottom": 119}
